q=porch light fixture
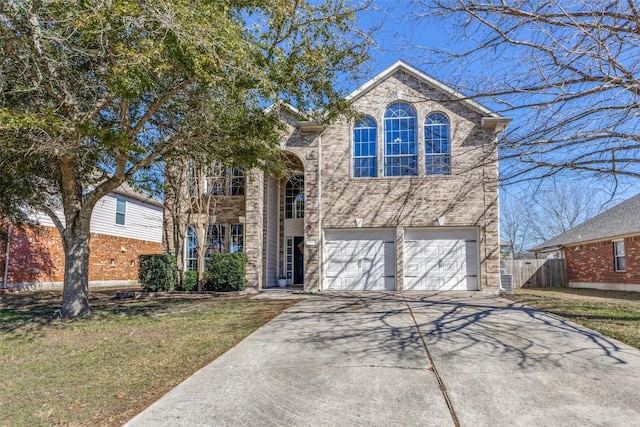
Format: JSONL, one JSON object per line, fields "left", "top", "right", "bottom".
{"left": 355, "top": 218, "right": 363, "bottom": 228}
{"left": 437, "top": 216, "right": 445, "bottom": 226}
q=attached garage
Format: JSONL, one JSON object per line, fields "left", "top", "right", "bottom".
{"left": 324, "top": 229, "right": 395, "bottom": 290}
{"left": 404, "top": 229, "right": 478, "bottom": 291}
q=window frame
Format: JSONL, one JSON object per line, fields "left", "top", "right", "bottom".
{"left": 384, "top": 102, "right": 418, "bottom": 177}
{"left": 353, "top": 116, "right": 378, "bottom": 178}
{"left": 229, "top": 223, "right": 244, "bottom": 253}
{"left": 185, "top": 225, "right": 199, "bottom": 271}
{"left": 285, "top": 175, "right": 305, "bottom": 219}
{"left": 115, "top": 197, "right": 126, "bottom": 225}
{"left": 424, "top": 112, "right": 451, "bottom": 175}
{"left": 614, "top": 240, "right": 626, "bottom": 271}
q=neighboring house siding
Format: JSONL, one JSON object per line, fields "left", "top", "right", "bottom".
{"left": 1, "top": 191, "right": 163, "bottom": 289}
{"left": 565, "top": 236, "right": 640, "bottom": 286}
{"left": 86, "top": 193, "right": 163, "bottom": 243}
{"left": 27, "top": 194, "right": 163, "bottom": 244}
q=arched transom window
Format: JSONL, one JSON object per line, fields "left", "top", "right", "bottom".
{"left": 353, "top": 116, "right": 377, "bottom": 177}
{"left": 424, "top": 113, "right": 451, "bottom": 175}
{"left": 384, "top": 102, "right": 417, "bottom": 176}
{"left": 285, "top": 175, "right": 304, "bottom": 219}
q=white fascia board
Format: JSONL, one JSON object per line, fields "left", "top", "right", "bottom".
{"left": 264, "top": 102, "right": 305, "bottom": 119}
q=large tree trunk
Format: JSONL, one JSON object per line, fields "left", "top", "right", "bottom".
{"left": 61, "top": 224, "right": 91, "bottom": 318}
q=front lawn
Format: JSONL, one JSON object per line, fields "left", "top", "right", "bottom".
{"left": 502, "top": 287, "right": 640, "bottom": 349}
{"left": 0, "top": 288, "right": 298, "bottom": 426}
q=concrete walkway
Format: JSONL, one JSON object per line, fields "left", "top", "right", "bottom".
{"left": 124, "top": 292, "right": 640, "bottom": 427}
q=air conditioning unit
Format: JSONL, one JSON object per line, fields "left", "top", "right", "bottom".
{"left": 500, "top": 273, "right": 513, "bottom": 293}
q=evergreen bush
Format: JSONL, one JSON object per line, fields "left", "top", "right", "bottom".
{"left": 203, "top": 253, "right": 247, "bottom": 292}
{"left": 138, "top": 254, "right": 178, "bottom": 291}
{"left": 181, "top": 270, "right": 199, "bottom": 291}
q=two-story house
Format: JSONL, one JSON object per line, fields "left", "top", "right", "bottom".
{"left": 164, "top": 61, "right": 509, "bottom": 292}
{"left": 1, "top": 183, "right": 163, "bottom": 290}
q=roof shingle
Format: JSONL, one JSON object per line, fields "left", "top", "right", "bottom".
{"left": 531, "top": 193, "right": 640, "bottom": 251}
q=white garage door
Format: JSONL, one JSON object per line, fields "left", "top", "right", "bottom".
{"left": 324, "top": 229, "right": 395, "bottom": 291}
{"left": 404, "top": 229, "right": 478, "bottom": 291}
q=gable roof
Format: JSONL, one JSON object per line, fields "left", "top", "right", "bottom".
{"left": 347, "top": 60, "right": 504, "bottom": 119}
{"left": 531, "top": 193, "right": 640, "bottom": 252}
{"left": 112, "top": 182, "right": 163, "bottom": 208}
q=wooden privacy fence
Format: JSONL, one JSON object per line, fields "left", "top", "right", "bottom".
{"left": 501, "top": 259, "right": 567, "bottom": 289}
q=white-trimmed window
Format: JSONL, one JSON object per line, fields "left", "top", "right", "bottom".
{"left": 614, "top": 240, "right": 626, "bottom": 271}
{"left": 285, "top": 175, "right": 304, "bottom": 219}
{"left": 186, "top": 225, "right": 199, "bottom": 271}
{"left": 230, "top": 224, "right": 244, "bottom": 253}
{"left": 186, "top": 224, "right": 244, "bottom": 271}
{"left": 384, "top": 102, "right": 417, "bottom": 176}
{"left": 230, "top": 168, "right": 245, "bottom": 196}
{"left": 115, "top": 197, "right": 126, "bottom": 225}
{"left": 424, "top": 113, "right": 451, "bottom": 175}
{"left": 206, "top": 162, "right": 227, "bottom": 196}
{"left": 187, "top": 161, "right": 245, "bottom": 196}
{"left": 353, "top": 116, "right": 377, "bottom": 177}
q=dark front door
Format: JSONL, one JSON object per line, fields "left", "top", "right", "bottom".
{"left": 293, "top": 236, "right": 304, "bottom": 285}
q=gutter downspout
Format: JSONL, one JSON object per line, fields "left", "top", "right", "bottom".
{"left": 317, "top": 135, "right": 323, "bottom": 292}
{"left": 2, "top": 223, "right": 11, "bottom": 291}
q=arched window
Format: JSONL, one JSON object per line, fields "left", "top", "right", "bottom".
{"left": 285, "top": 175, "right": 304, "bottom": 219}
{"left": 424, "top": 113, "right": 451, "bottom": 175}
{"left": 384, "top": 102, "right": 417, "bottom": 176}
{"left": 353, "top": 116, "right": 377, "bottom": 177}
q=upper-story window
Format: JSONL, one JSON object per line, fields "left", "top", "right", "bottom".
{"left": 115, "top": 197, "right": 126, "bottom": 225}
{"left": 206, "top": 162, "right": 226, "bottom": 195}
{"left": 285, "top": 175, "right": 304, "bottom": 219}
{"left": 384, "top": 102, "right": 417, "bottom": 176}
{"left": 424, "top": 113, "right": 451, "bottom": 175}
{"left": 353, "top": 116, "right": 377, "bottom": 177}
{"left": 187, "top": 161, "right": 245, "bottom": 196}
{"left": 230, "top": 168, "right": 245, "bottom": 196}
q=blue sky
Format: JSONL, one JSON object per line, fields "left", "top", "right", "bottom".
{"left": 353, "top": 1, "right": 638, "bottom": 239}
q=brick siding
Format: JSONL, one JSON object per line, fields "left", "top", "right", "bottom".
{"left": 565, "top": 236, "right": 640, "bottom": 285}
{"left": 1, "top": 223, "right": 161, "bottom": 287}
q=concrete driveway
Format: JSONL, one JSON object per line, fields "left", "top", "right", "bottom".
{"left": 124, "top": 292, "right": 640, "bottom": 427}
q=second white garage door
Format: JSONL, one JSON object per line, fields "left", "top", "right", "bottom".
{"left": 324, "top": 229, "right": 395, "bottom": 291}
{"left": 404, "top": 229, "right": 478, "bottom": 291}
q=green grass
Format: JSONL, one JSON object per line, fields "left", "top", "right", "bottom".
{"left": 0, "top": 288, "right": 298, "bottom": 427}
{"left": 503, "top": 287, "right": 640, "bottom": 349}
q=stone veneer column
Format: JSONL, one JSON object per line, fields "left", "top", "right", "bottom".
{"left": 303, "top": 157, "right": 320, "bottom": 292}
{"left": 244, "top": 169, "right": 264, "bottom": 291}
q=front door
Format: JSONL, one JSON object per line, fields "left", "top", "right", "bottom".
{"left": 293, "top": 236, "right": 304, "bottom": 285}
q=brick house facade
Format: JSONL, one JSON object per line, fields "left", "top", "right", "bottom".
{"left": 164, "top": 61, "right": 509, "bottom": 292}
{"left": 1, "top": 185, "right": 163, "bottom": 290}
{"left": 533, "top": 193, "right": 640, "bottom": 292}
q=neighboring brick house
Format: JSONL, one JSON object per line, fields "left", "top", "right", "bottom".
{"left": 1, "top": 184, "right": 163, "bottom": 290}
{"left": 532, "top": 193, "right": 640, "bottom": 292}
{"left": 164, "top": 60, "right": 509, "bottom": 292}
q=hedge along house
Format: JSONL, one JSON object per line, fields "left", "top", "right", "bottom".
{"left": 531, "top": 193, "right": 640, "bottom": 292}
{"left": 163, "top": 61, "right": 510, "bottom": 292}
{"left": 1, "top": 183, "right": 163, "bottom": 290}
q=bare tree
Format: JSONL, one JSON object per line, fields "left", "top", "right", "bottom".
{"left": 500, "top": 190, "right": 533, "bottom": 259}
{"left": 500, "top": 180, "right": 610, "bottom": 255}
{"left": 413, "top": 0, "right": 640, "bottom": 185}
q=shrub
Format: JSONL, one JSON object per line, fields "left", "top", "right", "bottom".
{"left": 181, "top": 271, "right": 199, "bottom": 292}
{"left": 203, "top": 253, "right": 247, "bottom": 292}
{"left": 138, "top": 254, "right": 178, "bottom": 291}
